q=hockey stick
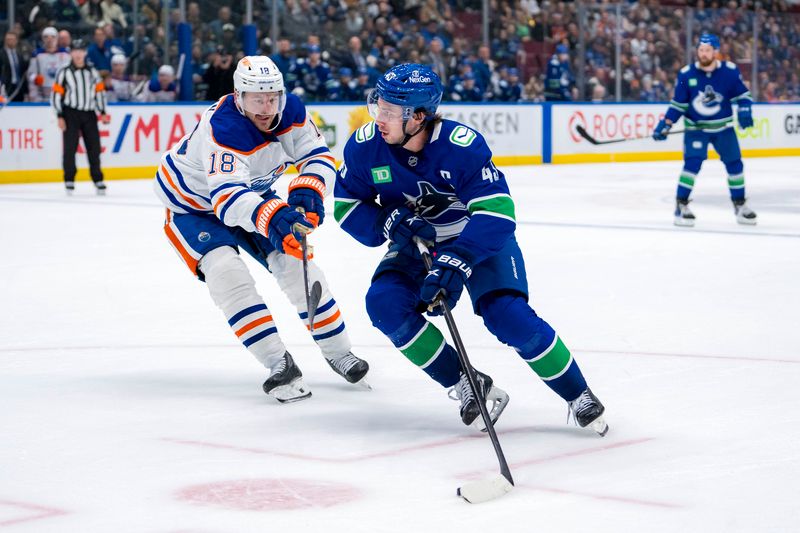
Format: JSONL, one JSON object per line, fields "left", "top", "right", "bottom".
{"left": 415, "top": 238, "right": 514, "bottom": 504}
{"left": 300, "top": 235, "right": 322, "bottom": 332}
{"left": 575, "top": 124, "right": 685, "bottom": 145}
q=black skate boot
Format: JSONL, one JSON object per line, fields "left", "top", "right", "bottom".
{"left": 449, "top": 370, "right": 509, "bottom": 432}
{"left": 733, "top": 199, "right": 757, "bottom": 225}
{"left": 568, "top": 387, "right": 608, "bottom": 436}
{"left": 262, "top": 352, "right": 311, "bottom": 403}
{"left": 325, "top": 352, "right": 370, "bottom": 387}
{"left": 674, "top": 198, "right": 695, "bottom": 227}
{"left": 65, "top": 182, "right": 75, "bottom": 196}
{"left": 94, "top": 181, "right": 107, "bottom": 196}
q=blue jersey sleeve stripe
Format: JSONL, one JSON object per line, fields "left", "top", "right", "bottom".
{"left": 311, "top": 322, "right": 346, "bottom": 341}
{"left": 210, "top": 182, "right": 247, "bottom": 198}
{"left": 218, "top": 189, "right": 251, "bottom": 222}
{"left": 156, "top": 172, "right": 206, "bottom": 214}
{"left": 228, "top": 303, "right": 269, "bottom": 326}
{"left": 166, "top": 154, "right": 210, "bottom": 202}
{"left": 303, "top": 159, "right": 337, "bottom": 174}
{"left": 295, "top": 146, "right": 330, "bottom": 162}
{"left": 298, "top": 298, "right": 336, "bottom": 320}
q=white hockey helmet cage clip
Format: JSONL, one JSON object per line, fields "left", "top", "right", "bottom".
{"left": 233, "top": 56, "right": 287, "bottom": 121}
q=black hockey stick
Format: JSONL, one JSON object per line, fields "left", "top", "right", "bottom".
{"left": 575, "top": 124, "right": 685, "bottom": 145}
{"left": 415, "top": 238, "right": 514, "bottom": 503}
{"left": 300, "top": 235, "right": 323, "bottom": 332}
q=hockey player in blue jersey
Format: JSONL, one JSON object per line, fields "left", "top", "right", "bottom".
{"left": 153, "top": 56, "right": 369, "bottom": 403}
{"left": 334, "top": 64, "right": 608, "bottom": 435}
{"left": 544, "top": 44, "right": 575, "bottom": 101}
{"left": 653, "top": 33, "right": 757, "bottom": 226}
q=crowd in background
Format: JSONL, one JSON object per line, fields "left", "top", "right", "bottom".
{"left": 1, "top": 0, "right": 799, "bottom": 104}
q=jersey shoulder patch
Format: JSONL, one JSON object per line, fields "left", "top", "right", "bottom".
{"left": 208, "top": 95, "right": 270, "bottom": 154}
{"left": 448, "top": 124, "right": 477, "bottom": 147}
{"left": 680, "top": 64, "right": 691, "bottom": 74}
{"left": 725, "top": 61, "right": 737, "bottom": 70}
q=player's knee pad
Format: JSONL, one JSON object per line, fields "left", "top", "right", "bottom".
{"left": 366, "top": 272, "right": 420, "bottom": 336}
{"left": 724, "top": 159, "right": 743, "bottom": 175}
{"left": 479, "top": 293, "right": 554, "bottom": 352}
{"left": 683, "top": 157, "right": 704, "bottom": 174}
{"left": 199, "top": 246, "right": 257, "bottom": 309}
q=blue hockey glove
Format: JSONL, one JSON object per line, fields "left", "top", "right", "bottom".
{"left": 737, "top": 104, "right": 753, "bottom": 129}
{"left": 381, "top": 205, "right": 436, "bottom": 249}
{"left": 254, "top": 198, "right": 315, "bottom": 260}
{"left": 420, "top": 249, "right": 472, "bottom": 315}
{"left": 287, "top": 175, "right": 325, "bottom": 227}
{"left": 653, "top": 119, "right": 671, "bottom": 141}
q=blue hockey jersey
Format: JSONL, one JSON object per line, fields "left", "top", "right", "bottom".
{"left": 334, "top": 119, "right": 516, "bottom": 265}
{"left": 665, "top": 60, "right": 752, "bottom": 132}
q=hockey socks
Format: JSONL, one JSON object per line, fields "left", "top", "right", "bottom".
{"left": 518, "top": 334, "right": 587, "bottom": 402}
{"left": 394, "top": 319, "right": 460, "bottom": 388}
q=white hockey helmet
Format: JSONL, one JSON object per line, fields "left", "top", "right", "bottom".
{"left": 233, "top": 56, "right": 286, "bottom": 122}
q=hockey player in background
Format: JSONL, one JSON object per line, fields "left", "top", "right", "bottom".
{"left": 653, "top": 33, "right": 757, "bottom": 226}
{"left": 27, "top": 26, "right": 70, "bottom": 102}
{"left": 334, "top": 64, "right": 607, "bottom": 435}
{"left": 153, "top": 56, "right": 369, "bottom": 403}
{"left": 544, "top": 44, "right": 575, "bottom": 101}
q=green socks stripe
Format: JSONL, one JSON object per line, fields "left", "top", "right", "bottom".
{"left": 524, "top": 335, "right": 573, "bottom": 380}
{"left": 398, "top": 322, "right": 446, "bottom": 368}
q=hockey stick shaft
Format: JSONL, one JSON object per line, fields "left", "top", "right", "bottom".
{"left": 416, "top": 239, "right": 514, "bottom": 485}
{"left": 300, "top": 235, "right": 315, "bottom": 332}
{"left": 576, "top": 124, "right": 684, "bottom": 145}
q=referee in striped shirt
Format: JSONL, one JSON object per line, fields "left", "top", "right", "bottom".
{"left": 52, "top": 39, "right": 110, "bottom": 195}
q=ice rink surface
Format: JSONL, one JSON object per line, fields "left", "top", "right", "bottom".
{"left": 1, "top": 158, "right": 799, "bottom": 532}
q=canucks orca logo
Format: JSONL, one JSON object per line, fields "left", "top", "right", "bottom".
{"left": 251, "top": 163, "right": 288, "bottom": 192}
{"left": 692, "top": 84, "right": 724, "bottom": 117}
{"left": 403, "top": 181, "right": 467, "bottom": 220}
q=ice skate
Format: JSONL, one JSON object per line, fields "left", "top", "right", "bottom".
{"left": 568, "top": 387, "right": 608, "bottom": 436}
{"left": 325, "top": 352, "right": 371, "bottom": 389}
{"left": 262, "top": 352, "right": 311, "bottom": 403}
{"left": 65, "top": 182, "right": 75, "bottom": 196}
{"left": 449, "top": 370, "right": 509, "bottom": 432}
{"left": 733, "top": 199, "right": 757, "bottom": 225}
{"left": 95, "top": 181, "right": 107, "bottom": 196}
{"left": 674, "top": 199, "right": 695, "bottom": 227}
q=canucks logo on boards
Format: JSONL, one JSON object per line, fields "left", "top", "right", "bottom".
{"left": 692, "top": 84, "right": 724, "bottom": 117}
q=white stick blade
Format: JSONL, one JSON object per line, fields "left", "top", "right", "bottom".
{"left": 457, "top": 475, "right": 513, "bottom": 504}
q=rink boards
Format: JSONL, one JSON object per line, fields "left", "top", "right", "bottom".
{"left": 0, "top": 102, "right": 797, "bottom": 184}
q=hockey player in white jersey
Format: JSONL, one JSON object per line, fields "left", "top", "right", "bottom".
{"left": 154, "top": 56, "right": 369, "bottom": 402}
{"left": 27, "top": 27, "right": 70, "bottom": 102}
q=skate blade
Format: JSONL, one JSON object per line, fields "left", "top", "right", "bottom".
{"left": 589, "top": 415, "right": 609, "bottom": 437}
{"left": 269, "top": 379, "right": 312, "bottom": 403}
{"left": 474, "top": 386, "right": 510, "bottom": 433}
{"left": 355, "top": 378, "right": 372, "bottom": 391}
{"left": 736, "top": 217, "right": 757, "bottom": 225}
{"left": 674, "top": 218, "right": 695, "bottom": 227}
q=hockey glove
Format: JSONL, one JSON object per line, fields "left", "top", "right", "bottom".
{"left": 381, "top": 205, "right": 436, "bottom": 250}
{"left": 254, "top": 198, "right": 315, "bottom": 260}
{"left": 653, "top": 119, "right": 671, "bottom": 141}
{"left": 737, "top": 104, "right": 754, "bottom": 129}
{"left": 288, "top": 175, "right": 325, "bottom": 227}
{"left": 420, "top": 249, "right": 471, "bottom": 315}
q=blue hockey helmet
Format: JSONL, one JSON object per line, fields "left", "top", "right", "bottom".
{"left": 368, "top": 63, "right": 443, "bottom": 121}
{"left": 556, "top": 44, "right": 569, "bottom": 55}
{"left": 698, "top": 33, "right": 720, "bottom": 50}
{"left": 339, "top": 67, "right": 353, "bottom": 78}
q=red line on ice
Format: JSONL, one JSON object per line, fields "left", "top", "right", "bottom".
{"left": 0, "top": 500, "right": 67, "bottom": 527}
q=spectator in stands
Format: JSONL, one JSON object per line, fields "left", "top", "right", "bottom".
{"left": 208, "top": 6, "right": 233, "bottom": 43}
{"left": 203, "top": 48, "right": 235, "bottom": 101}
{"left": 270, "top": 39, "right": 295, "bottom": 79}
{"left": 138, "top": 42, "right": 162, "bottom": 79}
{"left": 0, "top": 31, "right": 28, "bottom": 102}
{"left": 472, "top": 44, "right": 494, "bottom": 92}
{"left": 451, "top": 71, "right": 484, "bottom": 101}
{"left": 53, "top": 0, "right": 82, "bottom": 28}
{"left": 102, "top": 0, "right": 128, "bottom": 30}
{"left": 287, "top": 44, "right": 331, "bottom": 101}
{"left": 495, "top": 67, "right": 524, "bottom": 102}
{"left": 342, "top": 36, "right": 367, "bottom": 74}
{"left": 544, "top": 43, "right": 575, "bottom": 101}
{"left": 81, "top": 0, "right": 105, "bottom": 28}
{"left": 423, "top": 37, "right": 447, "bottom": 82}
{"left": 344, "top": 6, "right": 365, "bottom": 35}
{"left": 105, "top": 53, "right": 139, "bottom": 102}
{"left": 140, "top": 64, "right": 177, "bottom": 102}
{"left": 87, "top": 26, "right": 123, "bottom": 74}
{"left": 351, "top": 67, "right": 371, "bottom": 101}
{"left": 58, "top": 29, "right": 72, "bottom": 50}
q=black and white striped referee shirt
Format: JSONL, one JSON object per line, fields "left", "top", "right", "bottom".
{"left": 51, "top": 63, "right": 107, "bottom": 116}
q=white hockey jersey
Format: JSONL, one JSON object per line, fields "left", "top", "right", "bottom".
{"left": 27, "top": 47, "right": 71, "bottom": 102}
{"left": 153, "top": 93, "right": 336, "bottom": 235}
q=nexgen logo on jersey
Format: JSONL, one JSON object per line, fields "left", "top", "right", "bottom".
{"left": 371, "top": 166, "right": 392, "bottom": 183}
